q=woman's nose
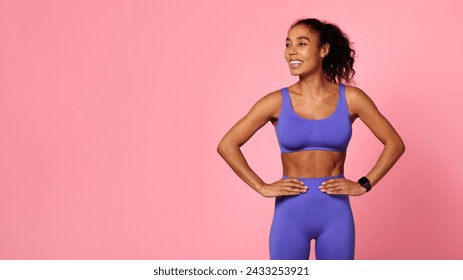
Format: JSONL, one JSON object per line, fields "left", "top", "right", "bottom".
{"left": 288, "top": 47, "right": 297, "bottom": 55}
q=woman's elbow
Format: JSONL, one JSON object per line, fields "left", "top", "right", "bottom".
{"left": 217, "top": 140, "right": 226, "bottom": 155}
{"left": 398, "top": 138, "right": 406, "bottom": 156}
{"left": 384, "top": 135, "right": 405, "bottom": 157}
{"left": 393, "top": 137, "right": 406, "bottom": 157}
{"left": 217, "top": 139, "right": 235, "bottom": 156}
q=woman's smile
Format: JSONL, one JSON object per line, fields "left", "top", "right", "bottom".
{"left": 289, "top": 59, "right": 303, "bottom": 68}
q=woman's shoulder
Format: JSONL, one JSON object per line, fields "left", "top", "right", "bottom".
{"left": 254, "top": 88, "right": 284, "bottom": 105}
{"left": 344, "top": 84, "right": 374, "bottom": 104}
{"left": 343, "top": 84, "right": 378, "bottom": 115}
{"left": 248, "top": 88, "right": 284, "bottom": 120}
{"left": 265, "top": 87, "right": 285, "bottom": 97}
{"left": 344, "top": 84, "right": 367, "bottom": 98}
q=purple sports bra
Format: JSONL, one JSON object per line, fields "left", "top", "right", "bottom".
{"left": 274, "top": 84, "right": 352, "bottom": 153}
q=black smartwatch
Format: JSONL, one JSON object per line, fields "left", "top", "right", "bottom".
{"left": 357, "top": 176, "right": 372, "bottom": 192}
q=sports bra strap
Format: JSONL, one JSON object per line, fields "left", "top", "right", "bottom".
{"left": 338, "top": 84, "right": 349, "bottom": 115}
{"left": 279, "top": 87, "right": 291, "bottom": 117}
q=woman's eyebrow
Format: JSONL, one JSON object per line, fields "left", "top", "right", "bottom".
{"left": 286, "top": 36, "right": 310, "bottom": 41}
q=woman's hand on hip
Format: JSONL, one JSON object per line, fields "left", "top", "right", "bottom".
{"left": 258, "top": 178, "right": 308, "bottom": 198}
{"left": 318, "top": 178, "right": 367, "bottom": 196}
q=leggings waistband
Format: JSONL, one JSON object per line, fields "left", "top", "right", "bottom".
{"left": 281, "top": 174, "right": 345, "bottom": 193}
{"left": 281, "top": 173, "right": 344, "bottom": 181}
{"left": 277, "top": 173, "right": 344, "bottom": 197}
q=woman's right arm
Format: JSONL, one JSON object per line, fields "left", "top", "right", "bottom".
{"left": 217, "top": 91, "right": 306, "bottom": 197}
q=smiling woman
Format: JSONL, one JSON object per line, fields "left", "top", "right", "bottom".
{"left": 285, "top": 19, "right": 355, "bottom": 85}
{"left": 217, "top": 17, "right": 405, "bottom": 260}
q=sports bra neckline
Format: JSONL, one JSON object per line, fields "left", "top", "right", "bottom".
{"left": 284, "top": 85, "right": 342, "bottom": 121}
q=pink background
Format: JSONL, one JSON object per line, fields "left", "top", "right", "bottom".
{"left": 1, "top": 0, "right": 462, "bottom": 259}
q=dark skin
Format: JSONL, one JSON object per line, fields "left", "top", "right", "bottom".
{"left": 217, "top": 24, "right": 405, "bottom": 197}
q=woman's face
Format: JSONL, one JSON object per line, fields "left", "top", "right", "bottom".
{"left": 285, "top": 24, "right": 327, "bottom": 77}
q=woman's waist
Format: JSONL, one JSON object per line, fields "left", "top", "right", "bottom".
{"left": 281, "top": 150, "right": 345, "bottom": 178}
{"left": 282, "top": 172, "right": 344, "bottom": 180}
{"left": 282, "top": 164, "right": 344, "bottom": 178}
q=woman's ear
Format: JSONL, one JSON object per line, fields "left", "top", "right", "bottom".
{"left": 321, "top": 43, "right": 330, "bottom": 57}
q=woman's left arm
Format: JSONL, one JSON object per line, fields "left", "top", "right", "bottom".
{"left": 320, "top": 86, "right": 405, "bottom": 195}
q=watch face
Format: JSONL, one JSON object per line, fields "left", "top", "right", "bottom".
{"left": 358, "top": 177, "right": 371, "bottom": 192}
{"left": 358, "top": 177, "right": 369, "bottom": 186}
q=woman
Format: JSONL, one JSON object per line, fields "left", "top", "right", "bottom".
{"left": 216, "top": 18, "right": 405, "bottom": 260}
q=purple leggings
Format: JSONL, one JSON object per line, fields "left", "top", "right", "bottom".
{"left": 269, "top": 174, "right": 355, "bottom": 260}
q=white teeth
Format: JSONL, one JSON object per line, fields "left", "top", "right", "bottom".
{"left": 289, "top": 60, "right": 302, "bottom": 64}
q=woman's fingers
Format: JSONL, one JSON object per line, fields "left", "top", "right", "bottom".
{"left": 319, "top": 178, "right": 349, "bottom": 193}
{"left": 262, "top": 178, "right": 308, "bottom": 197}
{"left": 281, "top": 187, "right": 304, "bottom": 195}
{"left": 319, "top": 180, "right": 340, "bottom": 193}
{"left": 283, "top": 178, "right": 306, "bottom": 187}
{"left": 273, "top": 178, "right": 307, "bottom": 193}
{"left": 261, "top": 177, "right": 365, "bottom": 197}
{"left": 284, "top": 182, "right": 307, "bottom": 192}
{"left": 281, "top": 184, "right": 307, "bottom": 195}
{"left": 318, "top": 178, "right": 365, "bottom": 196}
{"left": 320, "top": 178, "right": 343, "bottom": 188}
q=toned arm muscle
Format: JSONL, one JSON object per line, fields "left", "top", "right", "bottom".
{"left": 217, "top": 91, "right": 280, "bottom": 193}
{"left": 348, "top": 86, "right": 406, "bottom": 187}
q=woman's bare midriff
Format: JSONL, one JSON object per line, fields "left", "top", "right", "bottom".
{"left": 281, "top": 150, "right": 346, "bottom": 178}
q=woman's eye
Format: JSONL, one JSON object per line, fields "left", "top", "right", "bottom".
{"left": 285, "top": 43, "right": 290, "bottom": 47}
{"left": 299, "top": 42, "right": 306, "bottom": 46}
